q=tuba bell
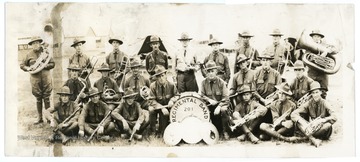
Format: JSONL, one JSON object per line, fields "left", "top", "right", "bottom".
{"left": 28, "top": 44, "right": 52, "bottom": 74}
{"left": 296, "top": 30, "right": 341, "bottom": 74}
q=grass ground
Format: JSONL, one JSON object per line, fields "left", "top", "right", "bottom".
{"left": 16, "top": 48, "right": 344, "bottom": 156}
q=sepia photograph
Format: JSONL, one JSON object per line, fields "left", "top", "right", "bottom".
{"left": 4, "top": 1, "right": 356, "bottom": 158}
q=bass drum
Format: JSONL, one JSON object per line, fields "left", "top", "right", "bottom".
{"left": 169, "top": 92, "right": 211, "bottom": 123}
{"left": 163, "top": 122, "right": 183, "bottom": 146}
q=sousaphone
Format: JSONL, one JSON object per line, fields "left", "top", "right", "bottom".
{"left": 296, "top": 30, "right": 341, "bottom": 74}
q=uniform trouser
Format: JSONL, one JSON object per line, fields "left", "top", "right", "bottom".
{"left": 209, "top": 104, "right": 231, "bottom": 135}
{"left": 83, "top": 122, "right": 116, "bottom": 136}
{"left": 308, "top": 68, "right": 328, "bottom": 99}
{"left": 295, "top": 117, "right": 333, "bottom": 140}
{"left": 260, "top": 120, "right": 295, "bottom": 138}
{"left": 149, "top": 109, "right": 169, "bottom": 135}
{"left": 176, "top": 71, "right": 199, "bottom": 93}
{"left": 233, "top": 118, "right": 262, "bottom": 137}
{"left": 30, "top": 73, "right": 52, "bottom": 120}
{"left": 114, "top": 110, "right": 150, "bottom": 134}
{"left": 55, "top": 121, "right": 79, "bottom": 136}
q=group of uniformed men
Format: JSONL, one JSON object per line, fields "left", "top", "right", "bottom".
{"left": 20, "top": 28, "right": 337, "bottom": 147}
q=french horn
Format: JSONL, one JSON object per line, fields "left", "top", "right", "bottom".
{"left": 297, "top": 30, "right": 341, "bottom": 74}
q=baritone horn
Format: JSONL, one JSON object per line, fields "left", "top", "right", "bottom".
{"left": 296, "top": 30, "right": 341, "bottom": 74}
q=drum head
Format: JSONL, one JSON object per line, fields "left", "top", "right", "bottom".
{"left": 163, "top": 122, "right": 182, "bottom": 146}
{"left": 181, "top": 117, "right": 203, "bottom": 144}
{"left": 201, "top": 122, "right": 219, "bottom": 145}
{"left": 170, "top": 95, "right": 210, "bottom": 123}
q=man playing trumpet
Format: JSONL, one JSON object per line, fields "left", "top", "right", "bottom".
{"left": 291, "top": 81, "right": 337, "bottom": 147}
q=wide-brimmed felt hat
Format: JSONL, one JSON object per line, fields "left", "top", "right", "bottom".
{"left": 178, "top": 32, "right": 193, "bottom": 41}
{"left": 269, "top": 28, "right": 283, "bottom": 36}
{"left": 109, "top": 36, "right": 124, "bottom": 45}
{"left": 309, "top": 29, "right": 325, "bottom": 38}
{"left": 258, "top": 52, "right": 275, "bottom": 60}
{"left": 97, "top": 63, "right": 112, "bottom": 72}
{"left": 308, "top": 81, "right": 325, "bottom": 93}
{"left": 148, "top": 35, "right": 162, "bottom": 44}
{"left": 239, "top": 30, "right": 254, "bottom": 37}
{"left": 123, "top": 89, "right": 138, "bottom": 99}
{"left": 204, "top": 60, "right": 221, "bottom": 71}
{"left": 57, "top": 86, "right": 72, "bottom": 95}
{"left": 293, "top": 60, "right": 305, "bottom": 70}
{"left": 275, "top": 83, "right": 293, "bottom": 96}
{"left": 28, "top": 36, "right": 43, "bottom": 45}
{"left": 88, "top": 88, "right": 102, "bottom": 97}
{"left": 236, "top": 54, "right": 250, "bottom": 64}
{"left": 238, "top": 85, "right": 254, "bottom": 95}
{"left": 128, "top": 58, "right": 142, "bottom": 68}
{"left": 67, "top": 64, "right": 81, "bottom": 71}
{"left": 152, "top": 65, "right": 167, "bottom": 77}
{"left": 208, "top": 38, "right": 223, "bottom": 46}
{"left": 71, "top": 38, "right": 86, "bottom": 47}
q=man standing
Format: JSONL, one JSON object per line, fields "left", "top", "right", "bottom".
{"left": 231, "top": 85, "right": 268, "bottom": 144}
{"left": 264, "top": 29, "right": 288, "bottom": 74}
{"left": 148, "top": 65, "right": 178, "bottom": 137}
{"left": 235, "top": 30, "right": 260, "bottom": 72}
{"left": 200, "top": 60, "right": 231, "bottom": 140}
{"left": 145, "top": 35, "right": 169, "bottom": 76}
{"left": 174, "top": 33, "right": 199, "bottom": 93}
{"left": 201, "top": 38, "right": 231, "bottom": 84}
{"left": 69, "top": 38, "right": 92, "bottom": 88}
{"left": 20, "top": 36, "right": 55, "bottom": 124}
{"left": 111, "top": 89, "right": 150, "bottom": 140}
{"left": 290, "top": 60, "right": 314, "bottom": 101}
{"left": 47, "top": 86, "right": 80, "bottom": 144}
{"left": 106, "top": 36, "right": 128, "bottom": 86}
{"left": 291, "top": 81, "right": 337, "bottom": 147}
{"left": 78, "top": 88, "right": 116, "bottom": 141}
{"left": 259, "top": 83, "right": 304, "bottom": 142}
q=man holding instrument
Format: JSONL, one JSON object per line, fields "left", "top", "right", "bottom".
{"left": 20, "top": 36, "right": 55, "bottom": 125}
{"left": 290, "top": 60, "right": 314, "bottom": 101}
{"left": 148, "top": 65, "right": 178, "bottom": 137}
{"left": 78, "top": 88, "right": 116, "bottom": 142}
{"left": 63, "top": 64, "right": 89, "bottom": 102}
{"left": 291, "top": 81, "right": 337, "bottom": 147}
{"left": 69, "top": 38, "right": 93, "bottom": 88}
{"left": 200, "top": 60, "right": 231, "bottom": 140}
{"left": 264, "top": 29, "right": 289, "bottom": 74}
{"left": 111, "top": 89, "right": 150, "bottom": 141}
{"left": 47, "top": 86, "right": 80, "bottom": 144}
{"left": 106, "top": 36, "right": 128, "bottom": 87}
{"left": 234, "top": 30, "right": 260, "bottom": 72}
{"left": 259, "top": 83, "right": 305, "bottom": 142}
{"left": 230, "top": 85, "right": 267, "bottom": 144}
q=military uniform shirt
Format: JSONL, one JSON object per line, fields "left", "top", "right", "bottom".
{"left": 202, "top": 51, "right": 231, "bottom": 83}
{"left": 290, "top": 76, "right": 314, "bottom": 101}
{"left": 230, "top": 68, "right": 256, "bottom": 92}
{"left": 106, "top": 50, "right": 127, "bottom": 71}
{"left": 264, "top": 44, "right": 287, "bottom": 70}
{"left": 78, "top": 101, "right": 111, "bottom": 126}
{"left": 235, "top": 100, "right": 267, "bottom": 118}
{"left": 145, "top": 50, "right": 168, "bottom": 75}
{"left": 113, "top": 101, "right": 144, "bottom": 122}
{"left": 150, "top": 81, "right": 178, "bottom": 106}
{"left": 254, "top": 67, "right": 281, "bottom": 98}
{"left": 269, "top": 99, "right": 296, "bottom": 122}
{"left": 201, "top": 77, "right": 229, "bottom": 102}
{"left": 51, "top": 101, "right": 79, "bottom": 123}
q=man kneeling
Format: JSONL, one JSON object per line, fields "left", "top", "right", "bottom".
{"left": 111, "top": 89, "right": 150, "bottom": 140}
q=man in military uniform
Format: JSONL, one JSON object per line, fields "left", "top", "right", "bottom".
{"left": 174, "top": 33, "right": 199, "bottom": 93}
{"left": 201, "top": 38, "right": 231, "bottom": 84}
{"left": 47, "top": 86, "right": 80, "bottom": 144}
{"left": 94, "top": 63, "right": 121, "bottom": 110}
{"left": 290, "top": 60, "right": 314, "bottom": 101}
{"left": 231, "top": 85, "right": 268, "bottom": 144}
{"left": 63, "top": 64, "right": 88, "bottom": 102}
{"left": 229, "top": 54, "right": 256, "bottom": 104}
{"left": 145, "top": 35, "right": 169, "bottom": 76}
{"left": 253, "top": 52, "right": 281, "bottom": 105}
{"left": 259, "top": 83, "right": 305, "bottom": 142}
{"left": 200, "top": 60, "right": 231, "bottom": 140}
{"left": 20, "top": 36, "right": 55, "bottom": 124}
{"left": 69, "top": 38, "right": 92, "bottom": 88}
{"left": 234, "top": 30, "right": 260, "bottom": 72}
{"left": 111, "top": 89, "right": 150, "bottom": 140}
{"left": 122, "top": 57, "right": 150, "bottom": 108}
{"left": 78, "top": 88, "right": 116, "bottom": 141}
{"left": 106, "top": 36, "right": 128, "bottom": 86}
{"left": 148, "top": 65, "right": 178, "bottom": 137}
{"left": 264, "top": 29, "right": 288, "bottom": 74}
{"left": 291, "top": 81, "right": 337, "bottom": 147}
{"left": 307, "top": 29, "right": 334, "bottom": 99}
